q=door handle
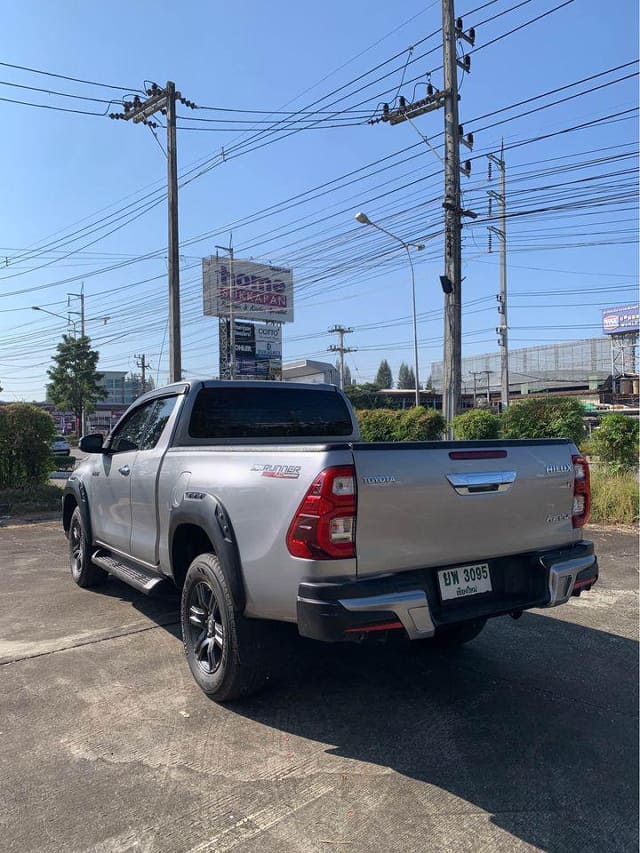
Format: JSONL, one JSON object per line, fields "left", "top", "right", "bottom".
{"left": 446, "top": 471, "right": 516, "bottom": 495}
{"left": 118, "top": 465, "right": 131, "bottom": 477}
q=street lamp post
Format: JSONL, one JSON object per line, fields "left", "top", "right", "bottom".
{"left": 354, "top": 212, "right": 424, "bottom": 408}
{"left": 32, "top": 305, "right": 79, "bottom": 336}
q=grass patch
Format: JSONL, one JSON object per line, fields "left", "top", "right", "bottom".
{"left": 0, "top": 483, "right": 63, "bottom": 516}
{"left": 590, "top": 467, "right": 639, "bottom": 526}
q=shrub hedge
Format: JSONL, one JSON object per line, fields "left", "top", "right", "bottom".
{"left": 0, "top": 404, "right": 56, "bottom": 488}
{"left": 356, "top": 407, "right": 445, "bottom": 441}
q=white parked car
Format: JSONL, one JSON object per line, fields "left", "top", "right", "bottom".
{"left": 51, "top": 435, "right": 71, "bottom": 456}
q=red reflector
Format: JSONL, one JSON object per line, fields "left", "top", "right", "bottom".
{"left": 573, "top": 574, "right": 597, "bottom": 592}
{"left": 449, "top": 450, "right": 507, "bottom": 460}
{"left": 345, "top": 621, "right": 404, "bottom": 634}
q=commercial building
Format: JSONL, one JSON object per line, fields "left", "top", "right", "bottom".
{"left": 431, "top": 338, "right": 612, "bottom": 397}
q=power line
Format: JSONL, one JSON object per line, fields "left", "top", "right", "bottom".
{"left": 0, "top": 94, "right": 110, "bottom": 116}
{"left": 0, "top": 60, "right": 143, "bottom": 92}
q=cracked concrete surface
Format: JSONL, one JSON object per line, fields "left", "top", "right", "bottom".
{"left": 0, "top": 521, "right": 637, "bottom": 852}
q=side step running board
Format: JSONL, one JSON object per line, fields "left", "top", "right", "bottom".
{"left": 92, "top": 549, "right": 166, "bottom": 595}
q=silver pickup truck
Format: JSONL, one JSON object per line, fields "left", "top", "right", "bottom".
{"left": 63, "top": 380, "right": 598, "bottom": 701}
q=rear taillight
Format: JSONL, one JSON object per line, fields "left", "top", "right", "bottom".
{"left": 571, "top": 454, "right": 591, "bottom": 528}
{"left": 286, "top": 465, "right": 356, "bottom": 559}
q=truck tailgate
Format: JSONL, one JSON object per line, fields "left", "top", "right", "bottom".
{"left": 352, "top": 440, "right": 580, "bottom": 578}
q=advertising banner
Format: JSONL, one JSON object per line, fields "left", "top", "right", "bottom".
{"left": 219, "top": 320, "right": 283, "bottom": 380}
{"left": 204, "top": 257, "right": 294, "bottom": 323}
{"left": 602, "top": 304, "right": 639, "bottom": 335}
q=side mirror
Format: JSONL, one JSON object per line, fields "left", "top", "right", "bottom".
{"left": 79, "top": 433, "right": 105, "bottom": 454}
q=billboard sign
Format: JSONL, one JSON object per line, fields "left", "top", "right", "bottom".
{"left": 219, "top": 320, "right": 282, "bottom": 380}
{"left": 602, "top": 304, "right": 639, "bottom": 335}
{"left": 203, "top": 257, "right": 294, "bottom": 323}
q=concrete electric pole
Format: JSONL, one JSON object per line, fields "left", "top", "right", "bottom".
{"left": 327, "top": 326, "right": 356, "bottom": 389}
{"left": 369, "top": 6, "right": 475, "bottom": 431}
{"left": 110, "top": 83, "right": 196, "bottom": 383}
{"left": 135, "top": 353, "right": 152, "bottom": 394}
{"left": 441, "top": 4, "right": 477, "bottom": 429}
{"left": 488, "top": 143, "right": 510, "bottom": 411}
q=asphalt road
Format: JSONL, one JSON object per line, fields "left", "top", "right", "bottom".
{"left": 0, "top": 522, "right": 637, "bottom": 853}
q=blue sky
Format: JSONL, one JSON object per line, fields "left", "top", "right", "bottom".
{"left": 0, "top": 0, "right": 637, "bottom": 400}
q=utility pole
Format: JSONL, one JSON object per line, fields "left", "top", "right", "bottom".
{"left": 442, "top": 4, "right": 477, "bottom": 431}
{"left": 488, "top": 142, "right": 510, "bottom": 411}
{"left": 111, "top": 83, "right": 196, "bottom": 383}
{"left": 470, "top": 371, "right": 480, "bottom": 407}
{"left": 166, "top": 82, "right": 181, "bottom": 384}
{"left": 135, "top": 354, "right": 152, "bottom": 394}
{"left": 368, "top": 8, "right": 476, "bottom": 428}
{"left": 327, "top": 326, "right": 356, "bottom": 389}
{"left": 480, "top": 369, "right": 493, "bottom": 406}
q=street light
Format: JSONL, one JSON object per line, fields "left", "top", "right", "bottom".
{"left": 354, "top": 212, "right": 424, "bottom": 407}
{"left": 32, "top": 306, "right": 79, "bottom": 336}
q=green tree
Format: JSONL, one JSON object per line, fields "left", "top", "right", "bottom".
{"left": 591, "top": 414, "right": 639, "bottom": 472}
{"left": 47, "top": 335, "right": 106, "bottom": 431}
{"left": 501, "top": 396, "right": 586, "bottom": 446}
{"left": 0, "top": 403, "right": 55, "bottom": 488}
{"left": 397, "top": 362, "right": 417, "bottom": 390}
{"left": 397, "top": 362, "right": 409, "bottom": 389}
{"left": 374, "top": 359, "right": 393, "bottom": 389}
{"left": 343, "top": 363, "right": 352, "bottom": 387}
{"left": 452, "top": 409, "right": 502, "bottom": 440}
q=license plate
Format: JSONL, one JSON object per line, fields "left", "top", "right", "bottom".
{"left": 438, "top": 563, "right": 492, "bottom": 601}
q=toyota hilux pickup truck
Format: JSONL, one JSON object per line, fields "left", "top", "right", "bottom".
{"left": 62, "top": 380, "right": 598, "bottom": 701}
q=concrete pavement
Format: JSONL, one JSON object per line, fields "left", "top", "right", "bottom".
{"left": 0, "top": 522, "right": 637, "bottom": 852}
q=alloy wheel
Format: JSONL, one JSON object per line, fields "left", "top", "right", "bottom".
{"left": 188, "top": 581, "right": 224, "bottom": 674}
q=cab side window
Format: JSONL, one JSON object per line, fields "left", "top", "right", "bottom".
{"left": 139, "top": 397, "right": 178, "bottom": 450}
{"left": 109, "top": 402, "right": 156, "bottom": 453}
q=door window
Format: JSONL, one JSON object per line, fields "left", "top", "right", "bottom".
{"left": 109, "top": 401, "right": 156, "bottom": 452}
{"left": 139, "top": 397, "right": 178, "bottom": 450}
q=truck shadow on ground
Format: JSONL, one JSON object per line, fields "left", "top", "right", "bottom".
{"left": 234, "top": 612, "right": 639, "bottom": 853}
{"left": 109, "top": 579, "right": 638, "bottom": 853}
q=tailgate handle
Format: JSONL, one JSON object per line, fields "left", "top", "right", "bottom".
{"left": 447, "top": 471, "right": 516, "bottom": 495}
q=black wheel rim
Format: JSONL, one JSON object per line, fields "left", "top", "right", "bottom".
{"left": 188, "top": 580, "right": 224, "bottom": 674}
{"left": 70, "top": 519, "right": 83, "bottom": 576}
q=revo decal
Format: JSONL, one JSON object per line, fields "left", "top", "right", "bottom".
{"left": 251, "top": 464, "right": 301, "bottom": 479}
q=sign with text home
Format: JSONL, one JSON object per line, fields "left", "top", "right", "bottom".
{"left": 203, "top": 257, "right": 294, "bottom": 324}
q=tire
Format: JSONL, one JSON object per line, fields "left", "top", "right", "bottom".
{"left": 69, "top": 507, "right": 108, "bottom": 588}
{"left": 181, "top": 553, "right": 270, "bottom": 702}
{"left": 428, "top": 618, "right": 487, "bottom": 648}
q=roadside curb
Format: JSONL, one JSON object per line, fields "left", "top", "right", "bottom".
{"left": 0, "top": 512, "right": 60, "bottom": 528}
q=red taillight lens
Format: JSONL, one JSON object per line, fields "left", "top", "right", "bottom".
{"left": 571, "top": 454, "right": 591, "bottom": 528}
{"left": 286, "top": 465, "right": 356, "bottom": 559}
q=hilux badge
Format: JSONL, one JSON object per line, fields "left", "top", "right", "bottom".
{"left": 545, "top": 463, "right": 571, "bottom": 474}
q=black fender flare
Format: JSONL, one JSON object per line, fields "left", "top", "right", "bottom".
{"left": 168, "top": 494, "right": 246, "bottom": 612}
{"left": 62, "top": 476, "right": 93, "bottom": 544}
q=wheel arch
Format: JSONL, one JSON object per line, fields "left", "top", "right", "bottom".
{"left": 169, "top": 497, "right": 246, "bottom": 612}
{"left": 62, "top": 479, "right": 92, "bottom": 542}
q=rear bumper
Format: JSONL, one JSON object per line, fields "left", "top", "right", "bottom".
{"left": 297, "top": 540, "right": 598, "bottom": 642}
